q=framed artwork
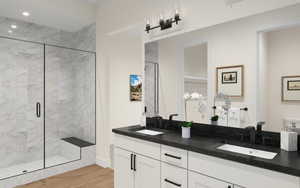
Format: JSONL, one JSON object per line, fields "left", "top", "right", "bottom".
{"left": 222, "top": 71, "right": 237, "bottom": 84}
{"left": 130, "top": 75, "right": 142, "bottom": 101}
{"left": 216, "top": 65, "right": 244, "bottom": 97}
{"left": 282, "top": 76, "right": 300, "bottom": 101}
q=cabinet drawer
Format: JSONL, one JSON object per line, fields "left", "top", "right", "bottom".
{"left": 189, "top": 171, "right": 233, "bottom": 188}
{"left": 161, "top": 145, "right": 187, "bottom": 169}
{"left": 161, "top": 162, "right": 187, "bottom": 188}
{"left": 114, "top": 134, "right": 160, "bottom": 160}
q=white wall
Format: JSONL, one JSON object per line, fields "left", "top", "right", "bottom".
{"left": 264, "top": 26, "right": 300, "bottom": 132}
{"left": 96, "top": 27, "right": 143, "bottom": 167}
{"left": 96, "top": 0, "right": 300, "bottom": 167}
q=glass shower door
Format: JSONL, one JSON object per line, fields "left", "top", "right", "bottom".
{"left": 0, "top": 38, "right": 44, "bottom": 179}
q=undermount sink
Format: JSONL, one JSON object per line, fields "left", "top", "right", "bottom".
{"left": 136, "top": 129, "right": 164, "bottom": 136}
{"left": 217, "top": 144, "right": 278, "bottom": 160}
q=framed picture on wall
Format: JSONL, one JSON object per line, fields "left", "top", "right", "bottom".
{"left": 130, "top": 75, "right": 142, "bottom": 101}
{"left": 216, "top": 65, "right": 244, "bottom": 97}
{"left": 282, "top": 76, "right": 300, "bottom": 101}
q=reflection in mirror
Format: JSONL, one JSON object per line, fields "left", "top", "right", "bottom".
{"left": 184, "top": 43, "right": 208, "bottom": 124}
{"left": 145, "top": 42, "right": 159, "bottom": 117}
{"left": 258, "top": 25, "right": 300, "bottom": 133}
{"left": 145, "top": 4, "right": 300, "bottom": 132}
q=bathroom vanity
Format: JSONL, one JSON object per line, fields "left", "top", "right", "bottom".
{"left": 113, "top": 125, "right": 300, "bottom": 188}
{"left": 137, "top": 4, "right": 300, "bottom": 188}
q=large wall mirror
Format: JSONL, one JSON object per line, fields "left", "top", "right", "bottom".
{"left": 144, "top": 4, "right": 300, "bottom": 133}
{"left": 257, "top": 25, "right": 300, "bottom": 132}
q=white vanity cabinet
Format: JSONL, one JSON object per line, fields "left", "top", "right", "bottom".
{"left": 114, "top": 135, "right": 161, "bottom": 188}
{"left": 114, "top": 134, "right": 300, "bottom": 188}
{"left": 189, "top": 171, "right": 233, "bottom": 188}
{"left": 114, "top": 147, "right": 161, "bottom": 188}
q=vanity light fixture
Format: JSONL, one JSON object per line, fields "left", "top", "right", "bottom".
{"left": 22, "top": 11, "right": 30, "bottom": 17}
{"left": 145, "top": 10, "right": 182, "bottom": 34}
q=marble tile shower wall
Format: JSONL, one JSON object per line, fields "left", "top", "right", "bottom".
{"left": 45, "top": 47, "right": 96, "bottom": 158}
{"left": 73, "top": 53, "right": 96, "bottom": 143}
{"left": 0, "top": 16, "right": 96, "bottom": 169}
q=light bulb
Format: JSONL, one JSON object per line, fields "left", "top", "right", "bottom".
{"left": 22, "top": 11, "right": 30, "bottom": 17}
{"left": 11, "top": 25, "right": 17, "bottom": 29}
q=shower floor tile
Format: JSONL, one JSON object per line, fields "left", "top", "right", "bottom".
{"left": 45, "top": 155, "right": 75, "bottom": 167}
{"left": 0, "top": 155, "right": 70, "bottom": 180}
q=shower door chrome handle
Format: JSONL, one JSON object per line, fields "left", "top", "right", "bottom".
{"left": 36, "top": 102, "right": 41, "bottom": 118}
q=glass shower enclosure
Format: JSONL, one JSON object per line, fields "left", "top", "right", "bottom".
{"left": 0, "top": 37, "right": 96, "bottom": 180}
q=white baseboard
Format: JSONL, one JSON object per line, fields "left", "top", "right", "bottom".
{"left": 96, "top": 158, "right": 111, "bottom": 169}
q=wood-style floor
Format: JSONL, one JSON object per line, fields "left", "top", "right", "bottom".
{"left": 17, "top": 165, "right": 114, "bottom": 188}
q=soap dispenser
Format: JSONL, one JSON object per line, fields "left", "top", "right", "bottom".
{"left": 281, "top": 122, "right": 298, "bottom": 152}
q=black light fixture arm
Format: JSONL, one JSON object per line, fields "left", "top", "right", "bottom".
{"left": 145, "top": 13, "right": 182, "bottom": 33}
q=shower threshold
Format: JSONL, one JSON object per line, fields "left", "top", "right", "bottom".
{"left": 0, "top": 138, "right": 92, "bottom": 180}
{"left": 0, "top": 155, "right": 76, "bottom": 180}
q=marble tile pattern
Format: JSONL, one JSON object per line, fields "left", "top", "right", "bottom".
{"left": 45, "top": 47, "right": 96, "bottom": 159}
{"left": 0, "top": 16, "right": 96, "bottom": 171}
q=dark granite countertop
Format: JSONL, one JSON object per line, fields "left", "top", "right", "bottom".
{"left": 113, "top": 125, "right": 300, "bottom": 177}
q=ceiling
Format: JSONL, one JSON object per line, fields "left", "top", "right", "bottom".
{"left": 0, "top": 0, "right": 97, "bottom": 32}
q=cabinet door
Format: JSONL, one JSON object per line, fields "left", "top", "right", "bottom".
{"left": 134, "top": 154, "right": 161, "bottom": 188}
{"left": 189, "top": 171, "right": 233, "bottom": 188}
{"left": 114, "top": 147, "right": 134, "bottom": 188}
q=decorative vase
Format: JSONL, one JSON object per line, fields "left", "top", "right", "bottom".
{"left": 182, "top": 127, "right": 191, "bottom": 139}
{"left": 211, "top": 121, "right": 218, "bottom": 125}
